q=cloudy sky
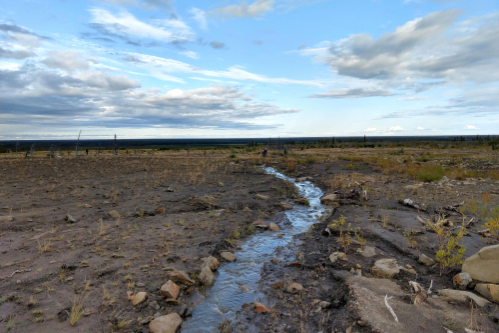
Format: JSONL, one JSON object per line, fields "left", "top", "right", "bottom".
{"left": 0, "top": 0, "right": 498, "bottom": 139}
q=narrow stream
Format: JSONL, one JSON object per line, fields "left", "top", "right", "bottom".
{"left": 181, "top": 167, "right": 325, "bottom": 332}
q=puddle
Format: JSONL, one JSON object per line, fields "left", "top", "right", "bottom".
{"left": 181, "top": 167, "right": 325, "bottom": 332}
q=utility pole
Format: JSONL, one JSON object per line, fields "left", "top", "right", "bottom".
{"left": 75, "top": 130, "right": 82, "bottom": 156}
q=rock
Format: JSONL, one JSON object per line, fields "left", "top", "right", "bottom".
{"left": 438, "top": 176, "right": 449, "bottom": 185}
{"left": 279, "top": 202, "right": 293, "bottom": 210}
{"left": 462, "top": 244, "right": 499, "bottom": 283}
{"left": 0, "top": 216, "right": 14, "bottom": 222}
{"left": 149, "top": 313, "right": 182, "bottom": 333}
{"left": 199, "top": 265, "right": 214, "bottom": 286}
{"left": 178, "top": 304, "right": 193, "bottom": 318}
{"left": 452, "top": 272, "right": 472, "bottom": 290}
{"left": 130, "top": 292, "right": 147, "bottom": 306}
{"left": 149, "top": 301, "right": 160, "bottom": 310}
{"left": 165, "top": 187, "right": 174, "bottom": 192}
{"left": 289, "top": 283, "right": 303, "bottom": 293}
{"left": 329, "top": 252, "right": 347, "bottom": 263}
{"left": 220, "top": 252, "right": 236, "bottom": 262}
{"left": 201, "top": 256, "right": 220, "bottom": 271}
{"left": 169, "top": 270, "right": 194, "bottom": 285}
{"left": 319, "top": 301, "right": 331, "bottom": 309}
{"left": 268, "top": 223, "right": 280, "bottom": 231}
{"left": 240, "top": 285, "right": 251, "bottom": 292}
{"left": 320, "top": 194, "right": 338, "bottom": 205}
{"left": 438, "top": 289, "right": 490, "bottom": 307}
{"left": 251, "top": 219, "right": 267, "bottom": 228}
{"left": 108, "top": 210, "right": 120, "bottom": 218}
{"left": 157, "top": 207, "right": 165, "bottom": 214}
{"left": 419, "top": 254, "right": 435, "bottom": 266}
{"left": 218, "top": 182, "right": 224, "bottom": 187}
{"left": 404, "top": 184, "right": 423, "bottom": 191}
{"left": 64, "top": 214, "right": 76, "bottom": 223}
{"left": 475, "top": 284, "right": 499, "bottom": 302}
{"left": 160, "top": 280, "right": 180, "bottom": 299}
{"left": 255, "top": 302, "right": 270, "bottom": 313}
{"left": 371, "top": 258, "right": 399, "bottom": 278}
{"left": 256, "top": 194, "right": 270, "bottom": 200}
{"left": 360, "top": 246, "right": 376, "bottom": 258}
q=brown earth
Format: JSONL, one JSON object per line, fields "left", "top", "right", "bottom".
{"left": 0, "top": 152, "right": 298, "bottom": 332}
{"left": 2, "top": 147, "right": 499, "bottom": 333}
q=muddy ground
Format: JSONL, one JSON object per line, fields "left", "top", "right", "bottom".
{"left": 1, "top": 147, "right": 499, "bottom": 333}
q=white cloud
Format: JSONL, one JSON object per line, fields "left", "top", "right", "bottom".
{"left": 416, "top": 126, "right": 425, "bottom": 130}
{"left": 366, "top": 127, "right": 377, "bottom": 132}
{"left": 123, "top": 52, "right": 323, "bottom": 86}
{"left": 41, "top": 50, "right": 94, "bottom": 71}
{"left": 388, "top": 126, "right": 405, "bottom": 132}
{"left": 396, "top": 96, "right": 428, "bottom": 101}
{"left": 207, "top": 0, "right": 274, "bottom": 20}
{"left": 89, "top": 8, "right": 194, "bottom": 43}
{"left": 310, "top": 87, "right": 393, "bottom": 98}
{"left": 299, "top": 10, "right": 499, "bottom": 93}
{"left": 465, "top": 125, "right": 477, "bottom": 129}
{"left": 180, "top": 50, "right": 199, "bottom": 59}
{"left": 190, "top": 8, "right": 207, "bottom": 30}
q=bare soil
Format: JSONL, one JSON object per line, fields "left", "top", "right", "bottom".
{"left": 2, "top": 147, "right": 499, "bottom": 333}
{"left": 0, "top": 152, "right": 296, "bottom": 332}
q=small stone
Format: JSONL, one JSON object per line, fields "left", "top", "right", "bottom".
{"left": 255, "top": 302, "right": 270, "bottom": 313}
{"left": 165, "top": 187, "right": 174, "bottom": 192}
{"left": 329, "top": 252, "right": 346, "bottom": 263}
{"left": 289, "top": 283, "right": 303, "bottom": 293}
{"left": 64, "top": 214, "right": 76, "bottom": 223}
{"left": 320, "top": 194, "right": 338, "bottom": 205}
{"left": 149, "top": 313, "right": 182, "bottom": 333}
{"left": 201, "top": 256, "right": 220, "bottom": 271}
{"left": 157, "top": 207, "right": 165, "bottom": 214}
{"left": 319, "top": 301, "right": 331, "bottom": 309}
{"left": 371, "top": 258, "right": 399, "bottom": 278}
{"left": 160, "top": 280, "right": 180, "bottom": 299}
{"left": 240, "top": 284, "right": 251, "bottom": 292}
{"left": 268, "top": 223, "right": 280, "bottom": 231}
{"left": 199, "top": 265, "right": 214, "bottom": 286}
{"left": 419, "top": 254, "right": 435, "bottom": 266}
{"left": 361, "top": 246, "right": 376, "bottom": 258}
{"left": 256, "top": 194, "right": 270, "bottom": 200}
{"left": 357, "top": 320, "right": 366, "bottom": 326}
{"left": 65, "top": 277, "right": 74, "bottom": 282}
{"left": 279, "top": 202, "right": 293, "bottom": 210}
{"left": 452, "top": 272, "right": 472, "bottom": 290}
{"left": 130, "top": 291, "right": 147, "bottom": 306}
{"left": 251, "top": 219, "right": 266, "bottom": 227}
{"left": 169, "top": 270, "right": 194, "bottom": 285}
{"left": 108, "top": 210, "right": 120, "bottom": 218}
{"left": 149, "top": 301, "right": 160, "bottom": 310}
{"left": 438, "top": 289, "right": 490, "bottom": 307}
{"left": 475, "top": 283, "right": 499, "bottom": 302}
{"left": 220, "top": 252, "right": 237, "bottom": 262}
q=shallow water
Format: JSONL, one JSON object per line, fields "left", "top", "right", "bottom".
{"left": 181, "top": 167, "right": 324, "bottom": 332}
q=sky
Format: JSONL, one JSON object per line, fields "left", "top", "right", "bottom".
{"left": 0, "top": 0, "right": 498, "bottom": 140}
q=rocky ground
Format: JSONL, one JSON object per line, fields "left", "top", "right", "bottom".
{"left": 1, "top": 147, "right": 499, "bottom": 333}
{"left": 227, "top": 149, "right": 499, "bottom": 333}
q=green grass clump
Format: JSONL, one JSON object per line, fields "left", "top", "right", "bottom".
{"left": 417, "top": 164, "right": 445, "bottom": 182}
